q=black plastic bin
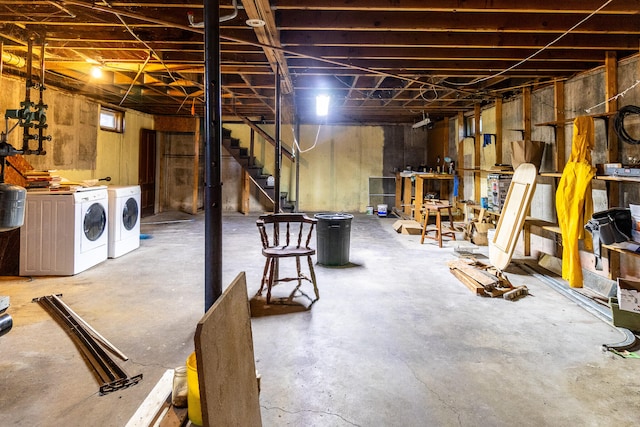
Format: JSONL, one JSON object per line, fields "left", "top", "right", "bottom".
{"left": 314, "top": 213, "right": 354, "bottom": 266}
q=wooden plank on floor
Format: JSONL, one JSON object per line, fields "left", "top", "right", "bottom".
{"left": 125, "top": 369, "right": 174, "bottom": 427}
{"left": 194, "top": 272, "right": 262, "bottom": 427}
{"left": 158, "top": 405, "right": 189, "bottom": 427}
{"left": 450, "top": 267, "right": 485, "bottom": 295}
{"left": 448, "top": 260, "right": 498, "bottom": 288}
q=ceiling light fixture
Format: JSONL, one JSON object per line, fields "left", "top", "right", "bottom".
{"left": 246, "top": 19, "right": 266, "bottom": 28}
{"left": 90, "top": 66, "right": 103, "bottom": 79}
{"left": 412, "top": 113, "right": 431, "bottom": 129}
{"left": 316, "top": 94, "right": 330, "bottom": 117}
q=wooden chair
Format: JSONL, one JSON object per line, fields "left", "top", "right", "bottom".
{"left": 256, "top": 213, "right": 320, "bottom": 305}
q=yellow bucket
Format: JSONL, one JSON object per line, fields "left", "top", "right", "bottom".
{"left": 186, "top": 352, "right": 203, "bottom": 426}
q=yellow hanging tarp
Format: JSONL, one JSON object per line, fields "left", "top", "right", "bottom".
{"left": 556, "top": 116, "right": 596, "bottom": 288}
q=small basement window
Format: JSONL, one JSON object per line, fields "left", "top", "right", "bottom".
{"left": 100, "top": 107, "right": 124, "bottom": 133}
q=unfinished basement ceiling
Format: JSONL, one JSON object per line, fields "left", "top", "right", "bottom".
{"left": 0, "top": 0, "right": 638, "bottom": 125}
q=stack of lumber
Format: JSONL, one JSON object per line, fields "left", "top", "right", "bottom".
{"left": 4, "top": 155, "right": 65, "bottom": 191}
{"left": 23, "top": 170, "right": 52, "bottom": 190}
{"left": 4, "top": 155, "right": 32, "bottom": 187}
{"left": 448, "top": 258, "right": 528, "bottom": 300}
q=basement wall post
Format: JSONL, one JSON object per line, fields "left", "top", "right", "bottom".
{"left": 523, "top": 87, "right": 532, "bottom": 141}
{"left": 474, "top": 104, "right": 481, "bottom": 199}
{"left": 495, "top": 98, "right": 503, "bottom": 165}
{"left": 457, "top": 111, "right": 465, "bottom": 200}
{"left": 554, "top": 81, "right": 566, "bottom": 170}
{"left": 605, "top": 51, "right": 620, "bottom": 208}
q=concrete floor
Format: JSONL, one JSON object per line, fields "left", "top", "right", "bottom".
{"left": 1, "top": 212, "right": 639, "bottom": 426}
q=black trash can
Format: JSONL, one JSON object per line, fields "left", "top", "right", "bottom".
{"left": 314, "top": 213, "right": 354, "bottom": 266}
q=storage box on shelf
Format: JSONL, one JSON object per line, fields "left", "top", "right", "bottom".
{"left": 617, "top": 278, "right": 640, "bottom": 314}
{"left": 487, "top": 173, "right": 512, "bottom": 213}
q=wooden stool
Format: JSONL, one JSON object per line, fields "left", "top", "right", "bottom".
{"left": 420, "top": 201, "right": 456, "bottom": 248}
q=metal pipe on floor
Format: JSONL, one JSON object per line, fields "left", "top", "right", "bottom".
{"left": 51, "top": 294, "right": 128, "bottom": 361}
{"left": 204, "top": 0, "right": 223, "bottom": 311}
{"left": 516, "top": 262, "right": 637, "bottom": 350}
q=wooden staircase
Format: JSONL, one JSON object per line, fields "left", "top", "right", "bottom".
{"left": 222, "top": 127, "right": 294, "bottom": 212}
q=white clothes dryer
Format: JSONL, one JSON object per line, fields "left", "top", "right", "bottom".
{"left": 20, "top": 187, "right": 109, "bottom": 276}
{"left": 107, "top": 185, "right": 141, "bottom": 258}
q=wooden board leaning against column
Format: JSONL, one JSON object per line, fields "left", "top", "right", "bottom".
{"left": 194, "top": 272, "right": 262, "bottom": 427}
{"left": 489, "top": 163, "right": 537, "bottom": 271}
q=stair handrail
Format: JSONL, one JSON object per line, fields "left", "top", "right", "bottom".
{"left": 239, "top": 116, "right": 295, "bottom": 161}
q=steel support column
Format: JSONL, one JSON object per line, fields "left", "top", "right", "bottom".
{"left": 274, "top": 63, "right": 281, "bottom": 213}
{"left": 204, "top": 0, "right": 222, "bottom": 311}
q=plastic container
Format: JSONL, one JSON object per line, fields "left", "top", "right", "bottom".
{"left": 315, "top": 213, "right": 354, "bottom": 266}
{"left": 365, "top": 206, "right": 373, "bottom": 215}
{"left": 610, "top": 297, "right": 640, "bottom": 331}
{"left": 377, "top": 204, "right": 388, "bottom": 217}
{"left": 186, "top": 352, "right": 202, "bottom": 426}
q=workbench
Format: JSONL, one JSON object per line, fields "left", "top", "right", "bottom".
{"left": 395, "top": 172, "right": 454, "bottom": 222}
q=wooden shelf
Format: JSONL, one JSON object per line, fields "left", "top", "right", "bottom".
{"left": 459, "top": 168, "right": 515, "bottom": 174}
{"left": 535, "top": 112, "right": 617, "bottom": 127}
{"left": 539, "top": 172, "right": 562, "bottom": 178}
{"left": 414, "top": 173, "right": 454, "bottom": 180}
{"left": 541, "top": 225, "right": 562, "bottom": 234}
{"left": 603, "top": 242, "right": 640, "bottom": 257}
{"left": 595, "top": 175, "right": 640, "bottom": 183}
{"left": 538, "top": 173, "right": 640, "bottom": 182}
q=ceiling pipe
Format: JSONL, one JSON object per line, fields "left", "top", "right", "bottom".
{"left": 41, "top": 0, "right": 483, "bottom": 99}
{"left": 188, "top": 0, "right": 238, "bottom": 28}
{"left": 47, "top": 0, "right": 76, "bottom": 18}
{"left": 119, "top": 52, "right": 151, "bottom": 106}
{"left": 1, "top": 51, "right": 26, "bottom": 68}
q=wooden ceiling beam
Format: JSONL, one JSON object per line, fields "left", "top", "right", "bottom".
{"left": 284, "top": 46, "right": 609, "bottom": 62}
{"left": 277, "top": 11, "right": 640, "bottom": 34}
{"left": 273, "top": 0, "right": 640, "bottom": 14}
{"left": 240, "top": 0, "right": 293, "bottom": 94}
{"left": 281, "top": 31, "right": 640, "bottom": 50}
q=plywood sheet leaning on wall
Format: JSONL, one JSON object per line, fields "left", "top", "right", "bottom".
{"left": 194, "top": 272, "right": 262, "bottom": 427}
{"left": 489, "top": 163, "right": 537, "bottom": 271}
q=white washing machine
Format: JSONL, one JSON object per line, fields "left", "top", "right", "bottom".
{"left": 107, "top": 185, "right": 141, "bottom": 258}
{"left": 20, "top": 187, "right": 109, "bottom": 276}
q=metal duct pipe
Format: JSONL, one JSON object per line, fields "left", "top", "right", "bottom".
{"left": 188, "top": 0, "right": 238, "bottom": 27}
{"left": 2, "top": 51, "right": 25, "bottom": 68}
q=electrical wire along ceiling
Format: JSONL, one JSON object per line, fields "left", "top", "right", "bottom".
{"left": 0, "top": 0, "right": 638, "bottom": 125}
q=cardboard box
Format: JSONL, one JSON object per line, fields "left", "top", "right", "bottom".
{"left": 596, "top": 163, "right": 622, "bottom": 175}
{"left": 465, "top": 221, "right": 495, "bottom": 245}
{"left": 392, "top": 220, "right": 423, "bottom": 235}
{"left": 616, "top": 278, "right": 640, "bottom": 313}
{"left": 510, "top": 140, "right": 545, "bottom": 172}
